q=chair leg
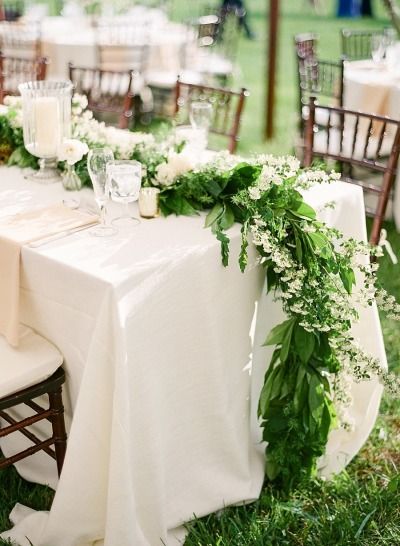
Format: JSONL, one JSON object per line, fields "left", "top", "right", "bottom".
{"left": 48, "top": 388, "right": 67, "bottom": 476}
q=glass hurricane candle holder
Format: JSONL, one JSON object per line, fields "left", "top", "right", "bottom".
{"left": 18, "top": 81, "right": 73, "bottom": 183}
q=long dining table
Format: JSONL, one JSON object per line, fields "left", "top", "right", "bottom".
{"left": 0, "top": 165, "right": 386, "bottom": 546}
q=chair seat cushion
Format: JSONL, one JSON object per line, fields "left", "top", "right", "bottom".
{"left": 0, "top": 326, "right": 63, "bottom": 399}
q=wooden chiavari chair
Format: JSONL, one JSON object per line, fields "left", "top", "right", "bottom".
{"left": 68, "top": 64, "right": 134, "bottom": 129}
{"left": 95, "top": 22, "right": 150, "bottom": 75}
{"left": 341, "top": 28, "right": 385, "bottom": 60}
{"left": 0, "top": 52, "right": 47, "bottom": 102}
{"left": 294, "top": 33, "right": 344, "bottom": 133}
{"left": 0, "top": 20, "right": 41, "bottom": 59}
{"left": 0, "top": 328, "right": 67, "bottom": 477}
{"left": 303, "top": 96, "right": 400, "bottom": 245}
{"left": 174, "top": 78, "right": 248, "bottom": 153}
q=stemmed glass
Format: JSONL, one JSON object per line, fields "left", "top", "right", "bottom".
{"left": 107, "top": 160, "right": 142, "bottom": 228}
{"left": 371, "top": 34, "right": 386, "bottom": 64}
{"left": 87, "top": 148, "right": 117, "bottom": 237}
{"left": 189, "top": 101, "right": 213, "bottom": 149}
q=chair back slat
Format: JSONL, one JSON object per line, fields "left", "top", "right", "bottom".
{"left": 303, "top": 97, "right": 400, "bottom": 245}
{"left": 362, "top": 118, "right": 373, "bottom": 160}
{"left": 351, "top": 114, "right": 359, "bottom": 158}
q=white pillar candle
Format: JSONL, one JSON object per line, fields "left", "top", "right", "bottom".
{"left": 139, "top": 188, "right": 160, "bottom": 218}
{"left": 33, "top": 97, "right": 60, "bottom": 158}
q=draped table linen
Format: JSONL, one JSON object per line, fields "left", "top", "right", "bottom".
{"left": 35, "top": 17, "right": 193, "bottom": 80}
{"left": 0, "top": 166, "right": 386, "bottom": 546}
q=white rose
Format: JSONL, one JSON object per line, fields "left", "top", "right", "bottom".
{"left": 58, "top": 139, "right": 89, "bottom": 165}
{"left": 3, "top": 95, "right": 22, "bottom": 108}
{"left": 155, "top": 152, "right": 193, "bottom": 186}
{"left": 155, "top": 162, "right": 175, "bottom": 186}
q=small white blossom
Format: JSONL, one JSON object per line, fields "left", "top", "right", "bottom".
{"left": 58, "top": 139, "right": 89, "bottom": 165}
{"left": 155, "top": 152, "right": 194, "bottom": 186}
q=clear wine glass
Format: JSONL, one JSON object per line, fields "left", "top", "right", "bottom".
{"left": 87, "top": 148, "right": 117, "bottom": 237}
{"left": 107, "top": 160, "right": 142, "bottom": 228}
{"left": 371, "top": 34, "right": 386, "bottom": 64}
{"left": 189, "top": 101, "right": 213, "bottom": 149}
{"left": 189, "top": 101, "right": 213, "bottom": 130}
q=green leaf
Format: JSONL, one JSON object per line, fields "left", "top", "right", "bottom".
{"left": 294, "top": 325, "right": 315, "bottom": 364}
{"left": 308, "top": 373, "right": 325, "bottom": 422}
{"left": 204, "top": 202, "right": 224, "bottom": 228}
{"left": 219, "top": 204, "right": 235, "bottom": 230}
{"left": 280, "top": 325, "right": 294, "bottom": 363}
{"left": 291, "top": 201, "right": 317, "bottom": 219}
{"left": 8, "top": 146, "right": 38, "bottom": 169}
{"left": 265, "top": 265, "right": 278, "bottom": 293}
{"left": 215, "top": 224, "right": 230, "bottom": 267}
{"left": 263, "top": 318, "right": 295, "bottom": 347}
{"left": 308, "top": 232, "right": 332, "bottom": 259}
{"left": 269, "top": 366, "right": 285, "bottom": 401}
{"left": 265, "top": 458, "right": 280, "bottom": 481}
{"left": 239, "top": 221, "right": 249, "bottom": 273}
{"left": 258, "top": 365, "right": 279, "bottom": 417}
{"left": 319, "top": 399, "right": 334, "bottom": 442}
{"left": 204, "top": 178, "right": 225, "bottom": 198}
{"left": 339, "top": 266, "right": 356, "bottom": 294}
{"left": 293, "top": 365, "right": 307, "bottom": 413}
{"left": 294, "top": 230, "right": 303, "bottom": 262}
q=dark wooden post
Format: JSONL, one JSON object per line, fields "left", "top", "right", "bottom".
{"left": 265, "top": 0, "right": 279, "bottom": 139}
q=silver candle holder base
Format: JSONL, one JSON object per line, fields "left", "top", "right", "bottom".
{"left": 26, "top": 158, "right": 61, "bottom": 184}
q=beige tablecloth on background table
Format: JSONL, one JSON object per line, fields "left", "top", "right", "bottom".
{"left": 39, "top": 17, "right": 192, "bottom": 80}
{"left": 0, "top": 166, "right": 386, "bottom": 546}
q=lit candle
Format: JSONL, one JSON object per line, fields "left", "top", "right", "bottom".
{"left": 139, "top": 187, "right": 160, "bottom": 218}
{"left": 33, "top": 97, "right": 60, "bottom": 158}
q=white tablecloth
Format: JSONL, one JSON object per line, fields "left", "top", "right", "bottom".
{"left": 0, "top": 166, "right": 386, "bottom": 546}
{"left": 39, "top": 17, "right": 191, "bottom": 80}
{"left": 344, "top": 59, "right": 400, "bottom": 229}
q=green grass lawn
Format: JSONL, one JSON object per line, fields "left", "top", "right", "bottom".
{"left": 0, "top": 1, "right": 399, "bottom": 545}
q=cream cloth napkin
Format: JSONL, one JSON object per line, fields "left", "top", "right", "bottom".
{"left": 0, "top": 204, "right": 98, "bottom": 347}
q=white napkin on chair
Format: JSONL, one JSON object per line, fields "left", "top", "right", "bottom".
{"left": 0, "top": 204, "right": 98, "bottom": 347}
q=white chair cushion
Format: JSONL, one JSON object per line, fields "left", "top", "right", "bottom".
{"left": 0, "top": 326, "right": 63, "bottom": 399}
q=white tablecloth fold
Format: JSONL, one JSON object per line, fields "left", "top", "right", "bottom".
{"left": 0, "top": 204, "right": 98, "bottom": 346}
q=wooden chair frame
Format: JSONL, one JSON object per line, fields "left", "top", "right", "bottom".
{"left": 0, "top": 367, "right": 67, "bottom": 477}
{"left": 174, "top": 77, "right": 248, "bottom": 153}
{"left": 68, "top": 63, "right": 134, "bottom": 129}
{"left": 304, "top": 96, "right": 400, "bottom": 245}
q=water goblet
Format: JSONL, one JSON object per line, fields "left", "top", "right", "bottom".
{"left": 87, "top": 147, "right": 117, "bottom": 237}
{"left": 371, "top": 34, "right": 386, "bottom": 65}
{"left": 107, "top": 160, "right": 142, "bottom": 228}
{"left": 189, "top": 101, "right": 213, "bottom": 148}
